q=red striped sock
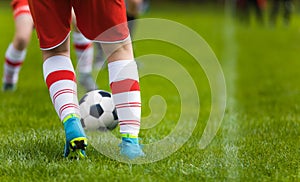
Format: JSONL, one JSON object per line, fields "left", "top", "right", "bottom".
{"left": 108, "top": 60, "right": 141, "bottom": 136}
{"left": 43, "top": 55, "right": 80, "bottom": 121}
{"left": 13, "top": 5, "right": 30, "bottom": 19}
{"left": 3, "top": 43, "right": 26, "bottom": 84}
{"left": 72, "top": 32, "right": 93, "bottom": 74}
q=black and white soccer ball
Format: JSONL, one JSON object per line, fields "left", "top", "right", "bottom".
{"left": 79, "top": 90, "right": 118, "bottom": 131}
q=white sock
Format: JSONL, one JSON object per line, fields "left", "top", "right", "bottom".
{"left": 43, "top": 55, "right": 80, "bottom": 121}
{"left": 108, "top": 60, "right": 141, "bottom": 136}
{"left": 3, "top": 43, "right": 26, "bottom": 84}
{"left": 72, "top": 32, "right": 93, "bottom": 74}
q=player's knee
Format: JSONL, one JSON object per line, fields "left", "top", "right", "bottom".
{"left": 41, "top": 36, "right": 70, "bottom": 60}
{"left": 13, "top": 36, "right": 29, "bottom": 50}
{"left": 106, "top": 43, "right": 133, "bottom": 62}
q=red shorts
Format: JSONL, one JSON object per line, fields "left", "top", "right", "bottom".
{"left": 11, "top": 0, "right": 31, "bottom": 19}
{"left": 28, "top": 0, "right": 129, "bottom": 50}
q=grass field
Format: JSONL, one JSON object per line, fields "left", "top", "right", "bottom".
{"left": 1, "top": 1, "right": 300, "bottom": 181}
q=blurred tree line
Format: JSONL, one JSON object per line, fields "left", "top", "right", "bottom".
{"left": 149, "top": 0, "right": 300, "bottom": 7}
{"left": 150, "top": 0, "right": 300, "bottom": 13}
{"left": 149, "top": 0, "right": 222, "bottom": 3}
{"left": 150, "top": 0, "right": 300, "bottom": 3}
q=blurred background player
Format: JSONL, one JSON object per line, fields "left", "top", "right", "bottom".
{"left": 2, "top": 0, "right": 33, "bottom": 91}
{"left": 269, "top": 0, "right": 293, "bottom": 26}
{"left": 2, "top": 0, "right": 97, "bottom": 92}
{"left": 236, "top": 0, "right": 266, "bottom": 25}
{"left": 28, "top": 0, "right": 144, "bottom": 159}
{"left": 126, "top": 0, "right": 146, "bottom": 34}
{"left": 71, "top": 11, "right": 98, "bottom": 91}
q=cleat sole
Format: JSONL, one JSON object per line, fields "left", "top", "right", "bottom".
{"left": 67, "top": 137, "right": 87, "bottom": 159}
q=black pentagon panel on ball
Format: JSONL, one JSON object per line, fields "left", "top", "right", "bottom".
{"left": 112, "top": 108, "right": 118, "bottom": 120}
{"left": 79, "top": 94, "right": 88, "bottom": 105}
{"left": 89, "top": 104, "right": 104, "bottom": 118}
{"left": 99, "top": 91, "right": 111, "bottom": 98}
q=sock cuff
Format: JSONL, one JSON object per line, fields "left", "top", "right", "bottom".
{"left": 108, "top": 60, "right": 138, "bottom": 84}
{"left": 108, "top": 60, "right": 134, "bottom": 68}
{"left": 43, "top": 56, "right": 74, "bottom": 79}
{"left": 121, "top": 133, "right": 138, "bottom": 138}
{"left": 6, "top": 43, "right": 27, "bottom": 61}
{"left": 62, "top": 113, "right": 80, "bottom": 124}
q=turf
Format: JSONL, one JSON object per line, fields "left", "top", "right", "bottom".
{"left": 1, "top": 1, "right": 300, "bottom": 181}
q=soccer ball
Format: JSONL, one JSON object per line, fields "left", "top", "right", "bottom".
{"left": 79, "top": 90, "right": 118, "bottom": 131}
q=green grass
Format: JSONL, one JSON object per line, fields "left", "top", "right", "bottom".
{"left": 1, "top": 1, "right": 300, "bottom": 181}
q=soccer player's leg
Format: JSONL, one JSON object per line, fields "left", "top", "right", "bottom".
{"left": 43, "top": 45, "right": 88, "bottom": 159}
{"left": 74, "top": 0, "right": 144, "bottom": 159}
{"left": 43, "top": 40, "right": 87, "bottom": 159}
{"left": 2, "top": 2, "right": 33, "bottom": 91}
{"left": 28, "top": 0, "right": 87, "bottom": 159}
{"left": 102, "top": 41, "right": 145, "bottom": 159}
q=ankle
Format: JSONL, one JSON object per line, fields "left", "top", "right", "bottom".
{"left": 121, "top": 133, "right": 139, "bottom": 144}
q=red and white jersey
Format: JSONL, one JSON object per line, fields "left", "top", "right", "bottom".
{"left": 11, "top": 0, "right": 31, "bottom": 19}
{"left": 28, "top": 0, "right": 130, "bottom": 50}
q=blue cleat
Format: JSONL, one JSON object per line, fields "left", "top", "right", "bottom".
{"left": 119, "top": 134, "right": 145, "bottom": 159}
{"left": 63, "top": 114, "right": 87, "bottom": 159}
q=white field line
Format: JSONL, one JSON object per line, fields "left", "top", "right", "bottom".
{"left": 222, "top": 1, "right": 240, "bottom": 179}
